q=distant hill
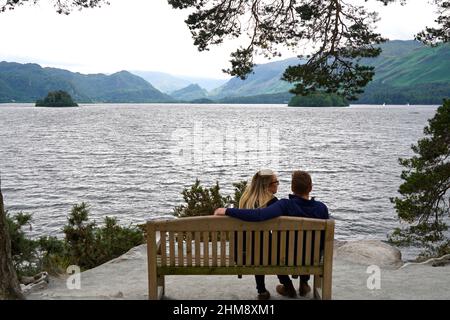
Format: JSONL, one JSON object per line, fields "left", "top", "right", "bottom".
{"left": 211, "top": 40, "right": 450, "bottom": 104}
{"left": 174, "top": 76, "right": 229, "bottom": 92}
{"left": 131, "top": 71, "right": 228, "bottom": 92}
{"left": 0, "top": 62, "right": 174, "bottom": 103}
{"left": 130, "top": 71, "right": 191, "bottom": 93}
{"left": 210, "top": 57, "right": 303, "bottom": 99}
{"left": 170, "top": 84, "right": 208, "bottom": 101}
{"left": 357, "top": 40, "right": 450, "bottom": 104}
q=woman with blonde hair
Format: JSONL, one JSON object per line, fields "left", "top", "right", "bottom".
{"left": 239, "top": 169, "right": 279, "bottom": 300}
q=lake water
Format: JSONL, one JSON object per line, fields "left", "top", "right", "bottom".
{"left": 0, "top": 103, "right": 440, "bottom": 260}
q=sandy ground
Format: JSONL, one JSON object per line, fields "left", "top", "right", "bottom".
{"left": 27, "top": 242, "right": 450, "bottom": 300}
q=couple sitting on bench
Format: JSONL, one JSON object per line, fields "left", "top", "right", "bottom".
{"left": 214, "top": 169, "right": 329, "bottom": 300}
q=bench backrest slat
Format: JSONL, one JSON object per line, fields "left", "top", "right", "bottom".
{"left": 186, "top": 232, "right": 193, "bottom": 266}
{"left": 169, "top": 232, "right": 175, "bottom": 266}
{"left": 305, "top": 231, "right": 312, "bottom": 266}
{"left": 271, "top": 231, "right": 278, "bottom": 265}
{"left": 211, "top": 232, "right": 218, "bottom": 267}
{"left": 263, "top": 231, "right": 270, "bottom": 266}
{"left": 296, "top": 230, "right": 304, "bottom": 266}
{"left": 279, "top": 231, "right": 286, "bottom": 266}
{"left": 245, "top": 232, "right": 252, "bottom": 266}
{"left": 314, "top": 231, "right": 322, "bottom": 266}
{"left": 229, "top": 231, "right": 235, "bottom": 266}
{"left": 160, "top": 231, "right": 167, "bottom": 266}
{"left": 203, "top": 231, "right": 209, "bottom": 267}
{"left": 220, "top": 231, "right": 226, "bottom": 267}
{"left": 237, "top": 231, "right": 243, "bottom": 266}
{"left": 254, "top": 232, "right": 261, "bottom": 266}
{"left": 194, "top": 232, "right": 201, "bottom": 266}
{"left": 177, "top": 232, "right": 184, "bottom": 266}
{"left": 288, "top": 231, "right": 295, "bottom": 266}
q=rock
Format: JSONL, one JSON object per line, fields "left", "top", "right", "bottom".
{"left": 335, "top": 240, "right": 403, "bottom": 269}
{"left": 20, "top": 272, "right": 51, "bottom": 296}
{"left": 21, "top": 276, "right": 37, "bottom": 286}
{"left": 108, "top": 244, "right": 146, "bottom": 264}
{"left": 21, "top": 279, "right": 49, "bottom": 294}
{"left": 111, "top": 291, "right": 124, "bottom": 298}
{"left": 401, "top": 254, "right": 450, "bottom": 268}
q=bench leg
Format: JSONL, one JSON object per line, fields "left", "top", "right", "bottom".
{"left": 322, "top": 274, "right": 332, "bottom": 300}
{"left": 158, "top": 275, "right": 165, "bottom": 296}
{"left": 148, "top": 271, "right": 158, "bottom": 300}
{"left": 313, "top": 275, "right": 322, "bottom": 300}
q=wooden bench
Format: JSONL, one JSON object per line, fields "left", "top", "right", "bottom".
{"left": 147, "top": 216, "right": 335, "bottom": 300}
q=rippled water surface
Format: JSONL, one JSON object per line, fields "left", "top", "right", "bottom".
{"left": 0, "top": 103, "right": 439, "bottom": 259}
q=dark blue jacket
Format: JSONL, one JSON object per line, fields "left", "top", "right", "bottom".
{"left": 226, "top": 194, "right": 329, "bottom": 221}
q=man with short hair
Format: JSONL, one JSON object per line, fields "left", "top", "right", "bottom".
{"left": 214, "top": 170, "right": 329, "bottom": 298}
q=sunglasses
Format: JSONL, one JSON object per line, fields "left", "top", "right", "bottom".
{"left": 270, "top": 180, "right": 280, "bottom": 185}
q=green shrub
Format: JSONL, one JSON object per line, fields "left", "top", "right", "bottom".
{"left": 7, "top": 202, "right": 144, "bottom": 276}
{"left": 63, "top": 202, "right": 144, "bottom": 270}
{"left": 6, "top": 212, "right": 41, "bottom": 277}
{"left": 288, "top": 93, "right": 349, "bottom": 107}
{"left": 389, "top": 99, "right": 450, "bottom": 259}
{"left": 173, "top": 179, "right": 247, "bottom": 217}
{"left": 230, "top": 181, "right": 247, "bottom": 208}
{"left": 35, "top": 90, "right": 78, "bottom": 107}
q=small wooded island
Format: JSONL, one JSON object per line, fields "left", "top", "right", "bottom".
{"left": 35, "top": 90, "right": 78, "bottom": 107}
{"left": 288, "top": 93, "right": 349, "bottom": 107}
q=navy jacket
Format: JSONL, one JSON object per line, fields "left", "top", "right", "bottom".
{"left": 227, "top": 194, "right": 329, "bottom": 221}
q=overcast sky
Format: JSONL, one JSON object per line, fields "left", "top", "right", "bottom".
{"left": 0, "top": 0, "right": 438, "bottom": 79}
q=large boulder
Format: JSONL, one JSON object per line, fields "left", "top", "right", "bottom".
{"left": 335, "top": 240, "right": 403, "bottom": 269}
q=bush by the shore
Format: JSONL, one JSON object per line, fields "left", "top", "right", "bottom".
{"left": 173, "top": 179, "right": 246, "bottom": 217}
{"left": 35, "top": 90, "right": 78, "bottom": 107}
{"left": 7, "top": 203, "right": 144, "bottom": 277}
{"left": 288, "top": 93, "right": 349, "bottom": 107}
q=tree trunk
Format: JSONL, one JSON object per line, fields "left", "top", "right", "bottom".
{"left": 0, "top": 184, "right": 24, "bottom": 299}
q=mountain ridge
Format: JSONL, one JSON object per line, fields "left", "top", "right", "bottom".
{"left": 0, "top": 62, "right": 174, "bottom": 103}
{"left": 210, "top": 40, "right": 450, "bottom": 104}
{"left": 1, "top": 40, "right": 449, "bottom": 105}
